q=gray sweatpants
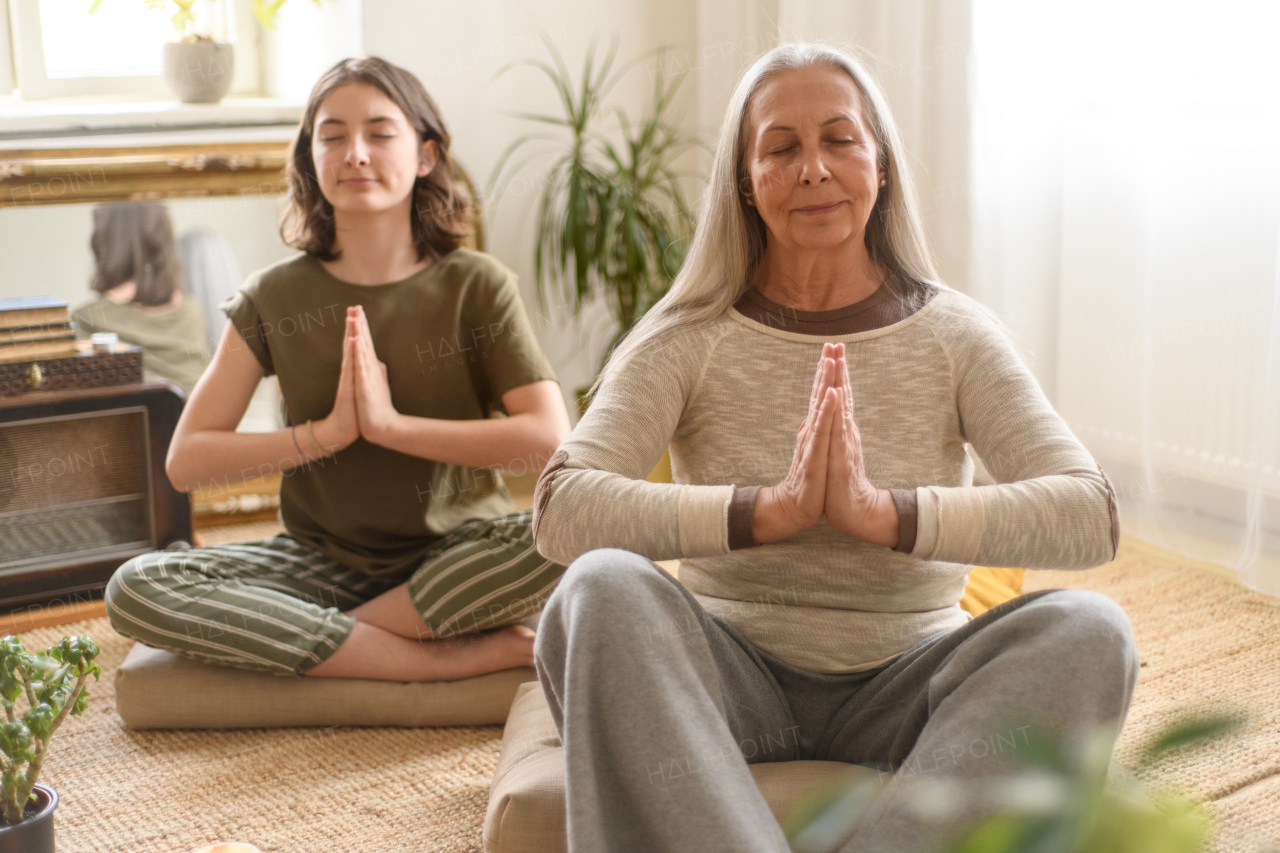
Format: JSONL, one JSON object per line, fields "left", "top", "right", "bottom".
{"left": 534, "top": 549, "right": 1139, "bottom": 853}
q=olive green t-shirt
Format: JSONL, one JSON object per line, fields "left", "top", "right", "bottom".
{"left": 221, "top": 249, "right": 558, "bottom": 577}
{"left": 72, "top": 296, "right": 210, "bottom": 395}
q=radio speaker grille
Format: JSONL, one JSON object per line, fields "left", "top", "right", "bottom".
{"left": 0, "top": 409, "right": 152, "bottom": 572}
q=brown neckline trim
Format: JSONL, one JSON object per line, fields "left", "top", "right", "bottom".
{"left": 732, "top": 281, "right": 934, "bottom": 336}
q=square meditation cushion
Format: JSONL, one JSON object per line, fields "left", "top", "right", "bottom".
{"left": 114, "top": 643, "right": 537, "bottom": 729}
{"left": 483, "top": 681, "right": 883, "bottom": 853}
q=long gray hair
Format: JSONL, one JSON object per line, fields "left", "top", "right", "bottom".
{"left": 597, "top": 43, "right": 940, "bottom": 388}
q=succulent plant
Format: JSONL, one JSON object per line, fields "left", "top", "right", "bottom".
{"left": 1, "top": 634, "right": 101, "bottom": 826}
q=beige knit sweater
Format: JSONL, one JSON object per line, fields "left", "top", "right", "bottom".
{"left": 534, "top": 284, "right": 1118, "bottom": 673}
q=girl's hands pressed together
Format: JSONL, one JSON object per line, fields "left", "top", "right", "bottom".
{"left": 348, "top": 305, "right": 401, "bottom": 444}
{"left": 310, "top": 313, "right": 360, "bottom": 457}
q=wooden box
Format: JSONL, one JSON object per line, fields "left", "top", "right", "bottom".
{"left": 0, "top": 343, "right": 144, "bottom": 398}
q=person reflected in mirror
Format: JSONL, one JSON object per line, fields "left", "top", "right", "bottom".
{"left": 73, "top": 202, "right": 210, "bottom": 395}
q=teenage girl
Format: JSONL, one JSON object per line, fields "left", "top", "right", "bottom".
{"left": 104, "top": 56, "right": 571, "bottom": 682}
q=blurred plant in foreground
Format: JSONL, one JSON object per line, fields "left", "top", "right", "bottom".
{"left": 784, "top": 713, "right": 1254, "bottom": 853}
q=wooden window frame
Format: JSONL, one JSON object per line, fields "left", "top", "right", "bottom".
{"left": 6, "top": 0, "right": 260, "bottom": 100}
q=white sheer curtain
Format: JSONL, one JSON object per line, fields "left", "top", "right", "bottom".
{"left": 176, "top": 229, "right": 244, "bottom": 356}
{"left": 969, "top": 1, "right": 1280, "bottom": 592}
{"left": 176, "top": 228, "right": 284, "bottom": 433}
{"left": 756, "top": 0, "right": 1280, "bottom": 590}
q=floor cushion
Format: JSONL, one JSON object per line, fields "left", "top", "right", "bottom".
{"left": 115, "top": 643, "right": 537, "bottom": 729}
{"left": 483, "top": 681, "right": 882, "bottom": 853}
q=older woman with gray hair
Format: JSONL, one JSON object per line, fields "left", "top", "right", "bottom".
{"left": 532, "top": 43, "right": 1137, "bottom": 852}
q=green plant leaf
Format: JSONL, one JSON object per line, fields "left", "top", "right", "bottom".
{"left": 784, "top": 772, "right": 885, "bottom": 853}
{"left": 71, "top": 686, "right": 92, "bottom": 716}
{"left": 501, "top": 111, "right": 574, "bottom": 129}
{"left": 252, "top": 0, "right": 291, "bottom": 29}
{"left": 26, "top": 654, "right": 59, "bottom": 672}
{"left": 949, "top": 813, "right": 1042, "bottom": 853}
{"left": 1140, "top": 714, "right": 1244, "bottom": 766}
{"left": 0, "top": 673, "right": 21, "bottom": 704}
{"left": 22, "top": 703, "right": 55, "bottom": 741}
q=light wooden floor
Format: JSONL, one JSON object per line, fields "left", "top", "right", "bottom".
{"left": 0, "top": 598, "right": 107, "bottom": 636}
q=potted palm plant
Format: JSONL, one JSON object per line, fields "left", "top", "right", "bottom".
{"left": 490, "top": 37, "right": 701, "bottom": 388}
{"left": 0, "top": 635, "right": 101, "bottom": 853}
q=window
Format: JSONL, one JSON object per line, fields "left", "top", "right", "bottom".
{"left": 969, "top": 0, "right": 1280, "bottom": 588}
{"left": 4, "top": 0, "right": 260, "bottom": 100}
{"left": 0, "top": 3, "right": 12, "bottom": 96}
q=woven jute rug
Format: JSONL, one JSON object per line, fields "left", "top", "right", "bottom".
{"left": 1024, "top": 556, "right": 1280, "bottom": 853}
{"left": 13, "top": 615, "right": 501, "bottom": 853}
{"left": 9, "top": 552, "right": 1279, "bottom": 852}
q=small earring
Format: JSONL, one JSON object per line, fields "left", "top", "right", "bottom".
{"left": 879, "top": 178, "right": 887, "bottom": 187}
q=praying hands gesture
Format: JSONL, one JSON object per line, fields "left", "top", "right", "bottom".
{"left": 752, "top": 342, "right": 900, "bottom": 548}
{"left": 308, "top": 306, "right": 398, "bottom": 457}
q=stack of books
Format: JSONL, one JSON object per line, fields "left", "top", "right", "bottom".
{"left": 0, "top": 297, "right": 79, "bottom": 363}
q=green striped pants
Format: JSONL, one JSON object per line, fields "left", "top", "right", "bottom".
{"left": 104, "top": 509, "right": 564, "bottom": 676}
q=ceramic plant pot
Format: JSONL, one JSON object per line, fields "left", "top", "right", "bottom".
{"left": 164, "top": 39, "right": 235, "bottom": 104}
{"left": 0, "top": 783, "right": 58, "bottom": 853}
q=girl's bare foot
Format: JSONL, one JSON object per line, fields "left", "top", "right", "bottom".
{"left": 305, "top": 621, "right": 536, "bottom": 681}
{"left": 430, "top": 625, "right": 535, "bottom": 679}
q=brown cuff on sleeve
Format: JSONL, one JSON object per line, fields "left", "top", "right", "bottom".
{"left": 532, "top": 449, "right": 569, "bottom": 545}
{"left": 728, "top": 485, "right": 763, "bottom": 550}
{"left": 889, "top": 488, "right": 919, "bottom": 554}
{"left": 1097, "top": 463, "right": 1121, "bottom": 559}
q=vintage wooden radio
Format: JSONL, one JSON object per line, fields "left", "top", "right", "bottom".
{"left": 0, "top": 378, "right": 191, "bottom": 610}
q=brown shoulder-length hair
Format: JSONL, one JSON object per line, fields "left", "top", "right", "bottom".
{"left": 90, "top": 203, "right": 182, "bottom": 306}
{"left": 281, "top": 56, "right": 475, "bottom": 261}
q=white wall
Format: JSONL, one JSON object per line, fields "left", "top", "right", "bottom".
{"left": 363, "top": 0, "right": 712, "bottom": 410}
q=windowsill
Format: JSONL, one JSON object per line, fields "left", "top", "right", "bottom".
{"left": 0, "top": 95, "right": 303, "bottom": 138}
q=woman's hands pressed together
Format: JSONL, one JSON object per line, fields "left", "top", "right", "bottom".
{"left": 752, "top": 342, "right": 900, "bottom": 549}
{"left": 751, "top": 346, "right": 839, "bottom": 543}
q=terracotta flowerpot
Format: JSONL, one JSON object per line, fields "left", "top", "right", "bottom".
{"left": 0, "top": 783, "right": 58, "bottom": 853}
{"left": 163, "top": 40, "right": 235, "bottom": 104}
